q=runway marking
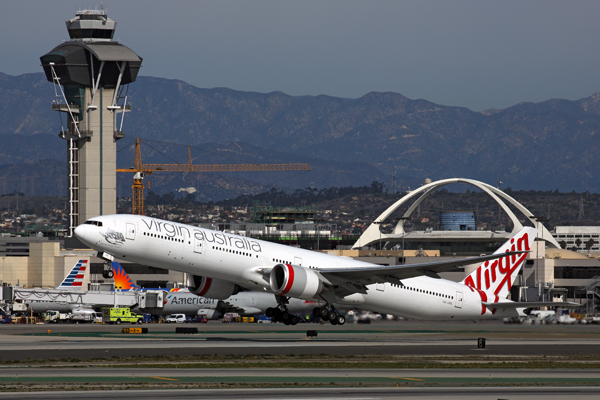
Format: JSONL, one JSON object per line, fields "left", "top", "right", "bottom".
{"left": 390, "top": 377, "right": 425, "bottom": 381}
{"left": 147, "top": 376, "right": 179, "bottom": 381}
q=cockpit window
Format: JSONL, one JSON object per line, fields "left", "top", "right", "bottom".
{"left": 84, "top": 220, "right": 103, "bottom": 227}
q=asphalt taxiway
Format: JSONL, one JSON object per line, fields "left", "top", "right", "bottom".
{"left": 1, "top": 319, "right": 599, "bottom": 360}
{"left": 0, "top": 320, "right": 598, "bottom": 398}
{"left": 0, "top": 387, "right": 599, "bottom": 400}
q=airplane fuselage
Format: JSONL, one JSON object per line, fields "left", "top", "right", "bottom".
{"left": 75, "top": 215, "right": 520, "bottom": 321}
{"left": 143, "top": 289, "right": 313, "bottom": 318}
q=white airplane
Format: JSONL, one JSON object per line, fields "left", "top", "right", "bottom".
{"left": 111, "top": 262, "right": 315, "bottom": 319}
{"left": 19, "top": 259, "right": 90, "bottom": 313}
{"left": 74, "top": 215, "right": 575, "bottom": 325}
{"left": 159, "top": 288, "right": 314, "bottom": 320}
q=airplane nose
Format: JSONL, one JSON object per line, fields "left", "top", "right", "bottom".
{"left": 74, "top": 224, "right": 86, "bottom": 241}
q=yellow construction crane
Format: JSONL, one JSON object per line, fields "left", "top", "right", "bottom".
{"left": 117, "top": 138, "right": 311, "bottom": 215}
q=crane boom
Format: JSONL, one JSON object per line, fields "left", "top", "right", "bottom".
{"left": 141, "top": 163, "right": 310, "bottom": 172}
{"left": 117, "top": 138, "right": 311, "bottom": 215}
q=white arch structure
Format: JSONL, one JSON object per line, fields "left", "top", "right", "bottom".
{"left": 352, "top": 178, "right": 559, "bottom": 249}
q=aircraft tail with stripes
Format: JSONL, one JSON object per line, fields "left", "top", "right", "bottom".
{"left": 56, "top": 259, "right": 89, "bottom": 289}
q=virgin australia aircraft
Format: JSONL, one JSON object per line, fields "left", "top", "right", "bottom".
{"left": 74, "top": 215, "right": 574, "bottom": 325}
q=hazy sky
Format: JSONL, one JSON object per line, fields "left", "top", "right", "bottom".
{"left": 3, "top": 0, "right": 600, "bottom": 111}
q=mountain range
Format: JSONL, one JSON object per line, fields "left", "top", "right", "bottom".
{"left": 1, "top": 71, "right": 599, "bottom": 200}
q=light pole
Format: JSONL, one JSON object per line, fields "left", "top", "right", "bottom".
{"left": 316, "top": 224, "right": 319, "bottom": 251}
{"left": 372, "top": 221, "right": 383, "bottom": 251}
{"left": 532, "top": 215, "right": 549, "bottom": 301}
{"left": 397, "top": 217, "right": 411, "bottom": 264}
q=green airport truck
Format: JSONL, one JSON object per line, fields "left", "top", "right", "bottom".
{"left": 102, "top": 307, "right": 143, "bottom": 324}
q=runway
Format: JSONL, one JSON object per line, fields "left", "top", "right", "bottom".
{"left": 0, "top": 387, "right": 598, "bottom": 400}
{"left": 1, "top": 319, "right": 600, "bottom": 360}
{"left": 0, "top": 320, "right": 598, "bottom": 398}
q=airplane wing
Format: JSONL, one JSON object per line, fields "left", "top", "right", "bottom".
{"left": 316, "top": 251, "right": 527, "bottom": 297}
{"left": 483, "top": 301, "right": 580, "bottom": 309}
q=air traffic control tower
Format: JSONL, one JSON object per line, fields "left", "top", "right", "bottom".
{"left": 40, "top": 9, "right": 142, "bottom": 236}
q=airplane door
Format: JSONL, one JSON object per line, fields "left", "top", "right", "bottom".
{"left": 294, "top": 257, "right": 302, "bottom": 266}
{"left": 455, "top": 291, "right": 464, "bottom": 308}
{"left": 126, "top": 223, "right": 136, "bottom": 240}
{"left": 194, "top": 235, "right": 205, "bottom": 254}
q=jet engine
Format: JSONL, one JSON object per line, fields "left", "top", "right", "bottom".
{"left": 186, "top": 275, "right": 240, "bottom": 300}
{"left": 269, "top": 263, "right": 325, "bottom": 299}
{"left": 197, "top": 309, "right": 218, "bottom": 320}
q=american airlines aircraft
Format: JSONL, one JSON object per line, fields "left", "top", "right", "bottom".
{"left": 75, "top": 215, "right": 573, "bottom": 325}
{"left": 19, "top": 259, "right": 90, "bottom": 313}
{"left": 112, "top": 262, "right": 315, "bottom": 319}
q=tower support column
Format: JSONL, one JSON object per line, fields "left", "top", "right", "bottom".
{"left": 40, "top": 8, "right": 142, "bottom": 235}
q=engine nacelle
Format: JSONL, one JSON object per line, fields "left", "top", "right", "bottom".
{"left": 186, "top": 275, "right": 240, "bottom": 300}
{"left": 269, "top": 264, "right": 324, "bottom": 300}
{"left": 197, "top": 309, "right": 218, "bottom": 320}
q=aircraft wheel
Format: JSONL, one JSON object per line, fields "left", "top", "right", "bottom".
{"left": 329, "top": 317, "right": 338, "bottom": 325}
{"left": 266, "top": 307, "right": 274, "bottom": 318}
{"left": 282, "top": 311, "right": 291, "bottom": 321}
{"left": 290, "top": 315, "right": 298, "bottom": 325}
{"left": 335, "top": 315, "right": 346, "bottom": 325}
{"left": 327, "top": 310, "right": 338, "bottom": 322}
{"left": 312, "top": 307, "right": 321, "bottom": 317}
{"left": 115, "top": 319, "right": 121, "bottom": 325}
{"left": 273, "top": 308, "right": 282, "bottom": 322}
{"left": 319, "top": 307, "right": 330, "bottom": 320}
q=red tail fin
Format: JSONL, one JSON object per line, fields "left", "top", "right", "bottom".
{"left": 462, "top": 227, "right": 536, "bottom": 299}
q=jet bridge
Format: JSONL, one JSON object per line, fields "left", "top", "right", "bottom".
{"left": 5, "top": 287, "right": 165, "bottom": 313}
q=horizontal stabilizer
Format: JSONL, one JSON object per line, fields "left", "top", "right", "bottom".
{"left": 482, "top": 301, "right": 579, "bottom": 309}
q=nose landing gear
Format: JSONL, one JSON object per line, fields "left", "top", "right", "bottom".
{"left": 102, "top": 261, "right": 114, "bottom": 279}
{"left": 98, "top": 253, "right": 115, "bottom": 279}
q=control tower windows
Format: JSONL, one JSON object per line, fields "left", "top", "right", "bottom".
{"left": 68, "top": 29, "right": 114, "bottom": 40}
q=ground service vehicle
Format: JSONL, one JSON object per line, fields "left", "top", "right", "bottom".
{"left": 191, "top": 315, "right": 208, "bottom": 323}
{"left": 93, "top": 312, "right": 103, "bottom": 323}
{"left": 165, "top": 313, "right": 186, "bottom": 323}
{"left": 102, "top": 307, "right": 143, "bottom": 324}
{"left": 70, "top": 308, "right": 96, "bottom": 323}
{"left": 46, "top": 310, "right": 72, "bottom": 323}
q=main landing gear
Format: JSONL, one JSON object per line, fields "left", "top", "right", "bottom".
{"left": 266, "top": 296, "right": 300, "bottom": 325}
{"left": 313, "top": 306, "right": 346, "bottom": 325}
{"left": 265, "top": 306, "right": 299, "bottom": 325}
